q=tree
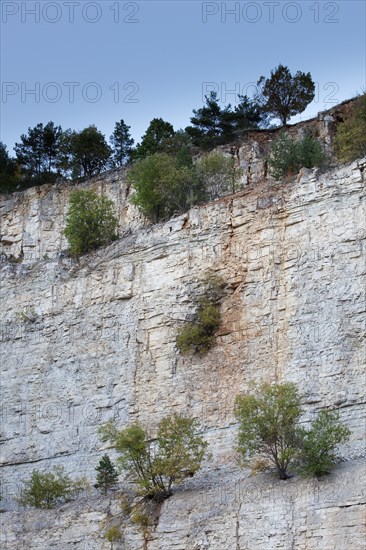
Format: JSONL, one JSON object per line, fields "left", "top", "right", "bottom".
{"left": 196, "top": 150, "right": 243, "bottom": 199}
{"left": 64, "top": 190, "right": 118, "bottom": 256}
{"left": 68, "top": 126, "right": 112, "bottom": 178}
{"left": 222, "top": 94, "right": 267, "bottom": 140}
{"left": 257, "top": 64, "right": 315, "bottom": 125}
{"left": 0, "top": 142, "right": 20, "bottom": 193}
{"left": 105, "top": 525, "right": 123, "bottom": 548}
{"left": 334, "top": 94, "right": 366, "bottom": 163}
{"left": 235, "top": 383, "right": 302, "bottom": 480}
{"left": 235, "top": 95, "right": 268, "bottom": 132}
{"left": 186, "top": 92, "right": 265, "bottom": 149}
{"left": 268, "top": 130, "right": 300, "bottom": 180}
{"left": 110, "top": 119, "right": 134, "bottom": 167}
{"left": 298, "top": 411, "right": 350, "bottom": 478}
{"left": 134, "top": 118, "right": 175, "bottom": 159}
{"left": 19, "top": 467, "right": 73, "bottom": 509}
{"left": 296, "top": 132, "right": 325, "bottom": 168}
{"left": 99, "top": 414, "right": 208, "bottom": 501}
{"left": 95, "top": 454, "right": 119, "bottom": 493}
{"left": 127, "top": 152, "right": 205, "bottom": 222}
{"left": 14, "top": 122, "right": 63, "bottom": 183}
{"left": 186, "top": 92, "right": 229, "bottom": 149}
{"left": 269, "top": 130, "right": 325, "bottom": 180}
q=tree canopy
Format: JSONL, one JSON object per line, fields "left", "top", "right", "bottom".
{"left": 99, "top": 414, "right": 208, "bottom": 501}
{"left": 256, "top": 64, "right": 315, "bottom": 125}
{"left": 110, "top": 119, "right": 134, "bottom": 167}
{"left": 14, "top": 122, "right": 63, "bottom": 183}
{"left": 134, "top": 118, "right": 175, "bottom": 159}
{"left": 67, "top": 126, "right": 112, "bottom": 178}
{"left": 186, "top": 92, "right": 266, "bottom": 149}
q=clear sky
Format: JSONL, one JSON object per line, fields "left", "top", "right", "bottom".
{"left": 1, "top": 0, "right": 365, "bottom": 152}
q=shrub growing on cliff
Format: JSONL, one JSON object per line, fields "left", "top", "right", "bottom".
{"left": 235, "top": 383, "right": 351, "bottom": 480}
{"left": 105, "top": 525, "right": 123, "bottom": 547}
{"left": 99, "top": 414, "right": 208, "bottom": 501}
{"left": 127, "top": 152, "right": 204, "bottom": 222}
{"left": 235, "top": 383, "right": 302, "bottom": 480}
{"left": 19, "top": 467, "right": 75, "bottom": 509}
{"left": 334, "top": 94, "right": 366, "bottom": 163}
{"left": 176, "top": 273, "right": 225, "bottom": 354}
{"left": 196, "top": 150, "right": 243, "bottom": 199}
{"left": 64, "top": 190, "right": 118, "bottom": 256}
{"left": 298, "top": 411, "right": 350, "bottom": 478}
{"left": 269, "top": 130, "right": 325, "bottom": 180}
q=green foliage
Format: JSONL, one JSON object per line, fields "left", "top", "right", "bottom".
{"left": 176, "top": 274, "right": 225, "bottom": 354}
{"left": 99, "top": 414, "right": 208, "bottom": 501}
{"left": 297, "top": 132, "right": 326, "bottom": 168}
{"left": 127, "top": 152, "right": 205, "bottom": 222}
{"left": 186, "top": 92, "right": 265, "bottom": 149}
{"left": 134, "top": 118, "right": 175, "bottom": 160}
{"left": 64, "top": 190, "right": 118, "bottom": 256}
{"left": 110, "top": 119, "right": 134, "bottom": 167}
{"left": 269, "top": 130, "right": 325, "bottom": 180}
{"left": 235, "top": 383, "right": 302, "bottom": 480}
{"left": 67, "top": 126, "right": 112, "bottom": 178}
{"left": 19, "top": 467, "right": 74, "bottom": 509}
{"left": 334, "top": 94, "right": 366, "bottom": 163}
{"left": 235, "top": 384, "right": 351, "bottom": 480}
{"left": 196, "top": 150, "right": 243, "bottom": 199}
{"left": 95, "top": 454, "right": 119, "bottom": 493}
{"left": 298, "top": 411, "right": 351, "bottom": 478}
{"left": 14, "top": 122, "right": 64, "bottom": 185}
{"left": 105, "top": 525, "right": 123, "bottom": 544}
{"left": 0, "top": 142, "right": 22, "bottom": 193}
{"left": 268, "top": 130, "right": 299, "bottom": 179}
{"left": 257, "top": 64, "right": 315, "bottom": 125}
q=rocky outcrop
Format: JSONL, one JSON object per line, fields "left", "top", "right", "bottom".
{"left": 0, "top": 154, "right": 365, "bottom": 548}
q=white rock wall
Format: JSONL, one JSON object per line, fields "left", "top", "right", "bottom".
{"left": 0, "top": 159, "right": 365, "bottom": 549}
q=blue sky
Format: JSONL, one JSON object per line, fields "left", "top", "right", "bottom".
{"left": 1, "top": 0, "right": 365, "bottom": 152}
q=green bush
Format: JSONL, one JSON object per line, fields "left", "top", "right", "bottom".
{"left": 176, "top": 274, "right": 225, "bottom": 354}
{"left": 235, "top": 383, "right": 351, "bottom": 480}
{"left": 334, "top": 94, "right": 366, "bottom": 163}
{"left": 235, "top": 383, "right": 302, "bottom": 480}
{"left": 269, "top": 130, "right": 325, "bottom": 180}
{"left": 105, "top": 525, "right": 123, "bottom": 544}
{"left": 196, "top": 150, "right": 243, "bottom": 199}
{"left": 99, "top": 414, "right": 208, "bottom": 502}
{"left": 64, "top": 190, "right": 118, "bottom": 256}
{"left": 298, "top": 411, "right": 351, "bottom": 477}
{"left": 297, "top": 132, "right": 326, "bottom": 168}
{"left": 128, "top": 152, "right": 204, "bottom": 222}
{"left": 19, "top": 467, "right": 74, "bottom": 509}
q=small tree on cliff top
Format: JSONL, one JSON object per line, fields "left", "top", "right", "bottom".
{"left": 257, "top": 65, "right": 315, "bottom": 125}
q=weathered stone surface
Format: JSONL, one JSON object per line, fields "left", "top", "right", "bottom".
{"left": 0, "top": 155, "right": 365, "bottom": 548}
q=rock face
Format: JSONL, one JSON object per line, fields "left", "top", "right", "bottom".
{"left": 0, "top": 151, "right": 365, "bottom": 548}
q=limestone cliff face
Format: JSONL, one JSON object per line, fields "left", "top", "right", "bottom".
{"left": 0, "top": 147, "right": 365, "bottom": 548}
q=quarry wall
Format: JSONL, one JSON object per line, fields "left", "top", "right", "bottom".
{"left": 0, "top": 115, "right": 365, "bottom": 549}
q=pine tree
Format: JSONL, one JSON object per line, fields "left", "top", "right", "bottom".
{"left": 95, "top": 454, "right": 119, "bottom": 493}
{"left": 110, "top": 119, "right": 134, "bottom": 167}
